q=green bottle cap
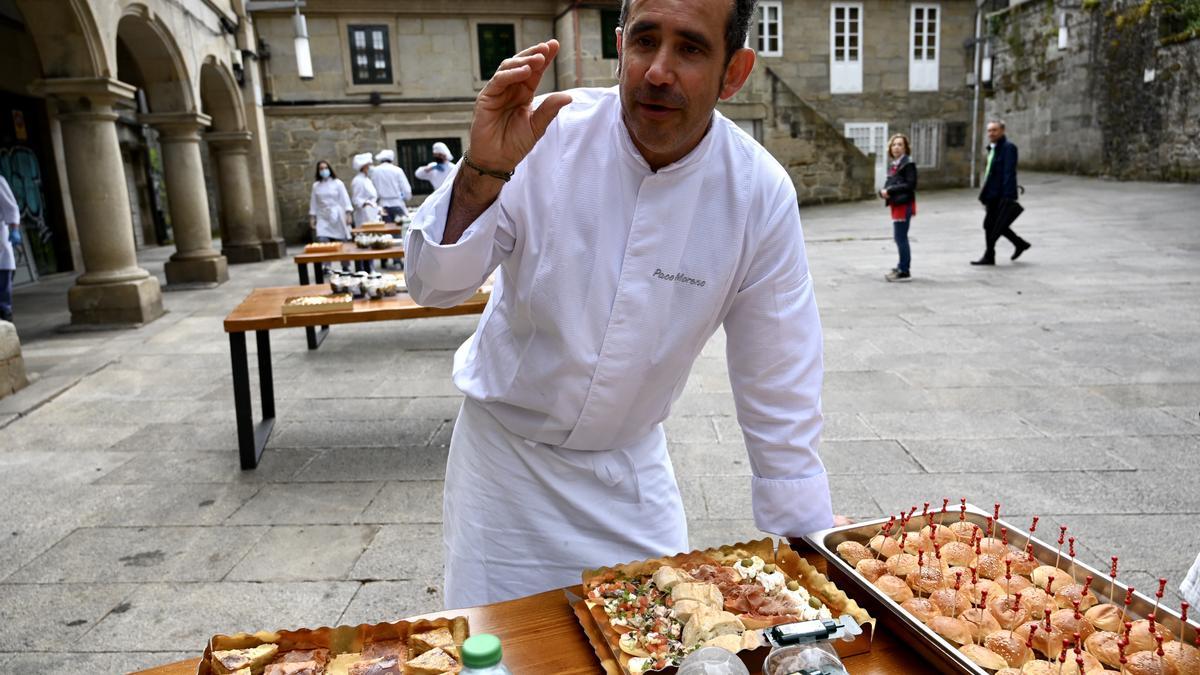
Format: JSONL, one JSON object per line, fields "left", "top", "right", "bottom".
{"left": 462, "top": 633, "right": 503, "bottom": 668}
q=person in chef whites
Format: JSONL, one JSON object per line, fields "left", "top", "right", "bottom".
{"left": 414, "top": 142, "right": 454, "bottom": 191}
{"left": 350, "top": 152, "right": 380, "bottom": 226}
{"left": 308, "top": 160, "right": 353, "bottom": 273}
{"left": 406, "top": 0, "right": 843, "bottom": 608}
{"left": 371, "top": 149, "right": 413, "bottom": 223}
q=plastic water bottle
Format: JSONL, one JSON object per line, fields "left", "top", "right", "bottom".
{"left": 677, "top": 646, "right": 751, "bottom": 675}
{"left": 461, "top": 634, "right": 512, "bottom": 675}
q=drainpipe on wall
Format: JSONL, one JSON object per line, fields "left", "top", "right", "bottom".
{"left": 969, "top": 0, "right": 984, "bottom": 189}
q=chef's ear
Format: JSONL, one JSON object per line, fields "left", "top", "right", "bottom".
{"left": 719, "top": 47, "right": 755, "bottom": 101}
{"left": 614, "top": 28, "right": 623, "bottom": 76}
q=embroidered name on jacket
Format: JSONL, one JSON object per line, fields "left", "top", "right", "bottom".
{"left": 652, "top": 268, "right": 707, "bottom": 287}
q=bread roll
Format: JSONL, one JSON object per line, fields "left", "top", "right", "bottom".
{"left": 1121, "top": 651, "right": 1179, "bottom": 675}
{"left": 869, "top": 534, "right": 903, "bottom": 558}
{"left": 1049, "top": 607, "right": 1096, "bottom": 644}
{"left": 989, "top": 594, "right": 1031, "bottom": 631}
{"left": 928, "top": 615, "right": 974, "bottom": 646}
{"left": 1016, "top": 586, "right": 1054, "bottom": 621}
{"left": 682, "top": 605, "right": 744, "bottom": 649}
{"left": 672, "top": 582, "right": 723, "bottom": 608}
{"left": 1054, "top": 583, "right": 1099, "bottom": 612}
{"left": 977, "top": 553, "right": 1007, "bottom": 580}
{"left": 855, "top": 558, "right": 887, "bottom": 583}
{"left": 960, "top": 607, "right": 1003, "bottom": 642}
{"left": 1083, "top": 603, "right": 1122, "bottom": 633}
{"left": 906, "top": 565, "right": 945, "bottom": 595}
{"left": 652, "top": 565, "right": 692, "bottom": 592}
{"left": 1031, "top": 566, "right": 1073, "bottom": 593}
{"left": 1125, "top": 619, "right": 1170, "bottom": 655}
{"left": 1162, "top": 641, "right": 1200, "bottom": 675}
{"left": 873, "top": 574, "right": 914, "bottom": 603}
{"left": 941, "top": 541, "right": 976, "bottom": 567}
{"left": 928, "top": 587, "right": 971, "bottom": 617}
{"left": 986, "top": 630, "right": 1034, "bottom": 667}
{"left": 960, "top": 643, "right": 1010, "bottom": 671}
{"left": 836, "top": 541, "right": 873, "bottom": 568}
{"left": 900, "top": 597, "right": 940, "bottom": 624}
{"left": 1083, "top": 631, "right": 1122, "bottom": 669}
{"left": 885, "top": 553, "right": 919, "bottom": 578}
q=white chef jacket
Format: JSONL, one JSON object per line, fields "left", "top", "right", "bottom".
{"left": 414, "top": 161, "right": 452, "bottom": 190}
{"left": 370, "top": 163, "right": 412, "bottom": 208}
{"left": 1183, "top": 552, "right": 1200, "bottom": 607}
{"left": 308, "top": 178, "right": 352, "bottom": 241}
{"left": 0, "top": 176, "right": 19, "bottom": 271}
{"left": 407, "top": 86, "right": 831, "bottom": 537}
{"left": 351, "top": 172, "right": 380, "bottom": 226}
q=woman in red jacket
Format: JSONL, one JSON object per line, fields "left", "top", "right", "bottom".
{"left": 880, "top": 133, "right": 918, "bottom": 282}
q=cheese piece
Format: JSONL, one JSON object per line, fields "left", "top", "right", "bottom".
{"left": 213, "top": 644, "right": 280, "bottom": 674}
{"left": 403, "top": 648, "right": 461, "bottom": 675}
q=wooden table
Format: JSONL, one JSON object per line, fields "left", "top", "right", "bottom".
{"left": 130, "top": 552, "right": 929, "bottom": 675}
{"left": 223, "top": 285, "right": 488, "bottom": 469}
{"left": 294, "top": 242, "right": 405, "bottom": 286}
{"left": 351, "top": 224, "right": 404, "bottom": 236}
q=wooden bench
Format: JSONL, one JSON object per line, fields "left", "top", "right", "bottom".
{"left": 351, "top": 224, "right": 404, "bottom": 236}
{"left": 223, "top": 285, "right": 488, "bottom": 469}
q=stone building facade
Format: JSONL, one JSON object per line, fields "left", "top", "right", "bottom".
{"left": 2, "top": 0, "right": 287, "bottom": 326}
{"left": 254, "top": 0, "right": 982, "bottom": 241}
{"left": 984, "top": 0, "right": 1200, "bottom": 181}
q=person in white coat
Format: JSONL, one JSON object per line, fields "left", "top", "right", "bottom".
{"left": 406, "top": 0, "right": 841, "bottom": 609}
{"left": 350, "top": 152, "right": 380, "bottom": 226}
{"left": 0, "top": 175, "right": 20, "bottom": 322}
{"left": 413, "top": 142, "right": 453, "bottom": 191}
{"left": 371, "top": 150, "right": 412, "bottom": 223}
{"left": 308, "top": 160, "right": 353, "bottom": 272}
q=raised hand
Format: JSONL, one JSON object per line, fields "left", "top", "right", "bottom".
{"left": 467, "top": 40, "right": 573, "bottom": 174}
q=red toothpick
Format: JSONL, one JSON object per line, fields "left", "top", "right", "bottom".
{"left": 1066, "top": 536, "right": 1078, "bottom": 584}
{"left": 1025, "top": 542, "right": 1036, "bottom": 564}
{"left": 1030, "top": 515, "right": 1039, "bottom": 534}
{"left": 955, "top": 571, "right": 963, "bottom": 591}
{"left": 938, "top": 498, "right": 949, "bottom": 526}
{"left": 1001, "top": 527, "right": 1009, "bottom": 549}
{"left": 1082, "top": 575, "right": 1093, "bottom": 602}
{"left": 1026, "top": 624, "right": 1037, "bottom": 652}
{"left": 1073, "top": 598, "right": 1082, "bottom": 621}
{"left": 1054, "top": 526, "right": 1068, "bottom": 571}
{"left": 1179, "top": 602, "right": 1190, "bottom": 654}
{"left": 1155, "top": 633, "right": 1164, "bottom": 657}
{"left": 1047, "top": 575, "right": 1056, "bottom": 595}
{"left": 959, "top": 498, "right": 967, "bottom": 523}
{"left": 1153, "top": 578, "right": 1167, "bottom": 619}
{"left": 922, "top": 502, "right": 930, "bottom": 521}
{"left": 1110, "top": 556, "right": 1119, "bottom": 603}
{"left": 1005, "top": 559, "right": 1014, "bottom": 594}
{"left": 991, "top": 503, "right": 1001, "bottom": 539}
{"left": 986, "top": 517, "right": 995, "bottom": 545}
{"left": 1122, "top": 589, "right": 1134, "bottom": 627}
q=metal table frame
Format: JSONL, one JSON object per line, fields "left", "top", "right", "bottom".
{"left": 229, "top": 329, "right": 275, "bottom": 469}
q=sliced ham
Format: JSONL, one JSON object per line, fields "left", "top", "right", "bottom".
{"left": 723, "top": 583, "right": 800, "bottom": 617}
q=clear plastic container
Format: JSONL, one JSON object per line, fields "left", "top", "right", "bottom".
{"left": 676, "top": 646, "right": 750, "bottom": 675}
{"left": 762, "top": 641, "right": 848, "bottom": 675}
{"left": 461, "top": 634, "right": 511, "bottom": 675}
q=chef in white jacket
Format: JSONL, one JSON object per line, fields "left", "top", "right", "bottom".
{"left": 350, "top": 152, "right": 380, "bottom": 226}
{"left": 371, "top": 149, "right": 412, "bottom": 222}
{"left": 406, "top": 0, "right": 836, "bottom": 608}
{"left": 307, "top": 160, "right": 353, "bottom": 272}
{"left": 413, "top": 142, "right": 454, "bottom": 191}
{"left": 0, "top": 175, "right": 19, "bottom": 322}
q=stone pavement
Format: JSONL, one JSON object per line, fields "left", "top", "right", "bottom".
{"left": 0, "top": 172, "right": 1197, "bottom": 673}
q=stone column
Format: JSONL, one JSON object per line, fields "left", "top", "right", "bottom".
{"left": 207, "top": 131, "right": 263, "bottom": 263}
{"left": 34, "top": 78, "right": 163, "bottom": 325}
{"left": 143, "top": 112, "right": 229, "bottom": 286}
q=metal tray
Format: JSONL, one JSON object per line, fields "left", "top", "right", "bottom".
{"left": 804, "top": 503, "right": 1198, "bottom": 675}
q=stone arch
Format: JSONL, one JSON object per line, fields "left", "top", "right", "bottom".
{"left": 199, "top": 58, "right": 247, "bottom": 133}
{"left": 15, "top": 0, "right": 109, "bottom": 79}
{"left": 116, "top": 4, "right": 194, "bottom": 113}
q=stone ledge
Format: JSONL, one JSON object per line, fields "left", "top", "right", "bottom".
{"left": 0, "top": 320, "right": 28, "bottom": 398}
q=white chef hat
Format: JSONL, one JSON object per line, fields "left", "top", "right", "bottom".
{"left": 376, "top": 149, "right": 395, "bottom": 163}
{"left": 352, "top": 152, "right": 373, "bottom": 171}
{"left": 432, "top": 142, "right": 454, "bottom": 161}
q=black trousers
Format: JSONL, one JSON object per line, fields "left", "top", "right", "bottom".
{"left": 982, "top": 201, "right": 1028, "bottom": 259}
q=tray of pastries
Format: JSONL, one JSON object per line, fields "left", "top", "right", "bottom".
{"left": 199, "top": 616, "right": 469, "bottom": 675}
{"left": 807, "top": 500, "right": 1199, "bottom": 675}
{"left": 304, "top": 242, "right": 345, "bottom": 254}
{"left": 575, "top": 537, "right": 874, "bottom": 674}
{"left": 281, "top": 294, "right": 354, "bottom": 315}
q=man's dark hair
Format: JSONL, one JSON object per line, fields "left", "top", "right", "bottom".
{"left": 618, "top": 0, "right": 758, "bottom": 64}
{"left": 314, "top": 160, "right": 336, "bottom": 181}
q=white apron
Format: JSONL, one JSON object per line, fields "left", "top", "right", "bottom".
{"left": 351, "top": 173, "right": 380, "bottom": 226}
{"left": 443, "top": 398, "right": 688, "bottom": 609}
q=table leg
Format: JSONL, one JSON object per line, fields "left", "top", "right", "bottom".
{"left": 229, "top": 332, "right": 274, "bottom": 470}
{"left": 297, "top": 263, "right": 310, "bottom": 285}
{"left": 315, "top": 265, "right": 325, "bottom": 284}
{"left": 306, "top": 324, "right": 330, "bottom": 350}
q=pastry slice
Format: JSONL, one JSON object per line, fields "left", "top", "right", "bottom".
{"left": 362, "top": 640, "right": 408, "bottom": 661}
{"left": 213, "top": 644, "right": 280, "bottom": 674}
{"left": 403, "top": 648, "right": 461, "bottom": 675}
{"left": 348, "top": 656, "right": 402, "bottom": 675}
{"left": 273, "top": 649, "right": 330, "bottom": 666}
{"left": 264, "top": 662, "right": 324, "bottom": 675}
{"left": 409, "top": 627, "right": 459, "bottom": 659}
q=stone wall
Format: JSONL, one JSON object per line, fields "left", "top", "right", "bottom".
{"left": 762, "top": 69, "right": 875, "bottom": 204}
{"left": 0, "top": 320, "right": 28, "bottom": 398}
{"left": 554, "top": 5, "right": 621, "bottom": 89}
{"left": 986, "top": 0, "right": 1200, "bottom": 181}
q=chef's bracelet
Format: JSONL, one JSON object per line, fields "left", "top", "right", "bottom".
{"left": 462, "top": 151, "right": 515, "bottom": 183}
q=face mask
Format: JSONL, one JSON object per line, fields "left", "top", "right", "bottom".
{"left": 319, "top": 169, "right": 331, "bottom": 179}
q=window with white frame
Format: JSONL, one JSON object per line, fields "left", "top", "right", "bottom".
{"left": 757, "top": 1, "right": 783, "bottom": 56}
{"left": 909, "top": 4, "right": 940, "bottom": 91}
{"left": 910, "top": 120, "right": 941, "bottom": 168}
{"left": 830, "top": 3, "right": 863, "bottom": 94}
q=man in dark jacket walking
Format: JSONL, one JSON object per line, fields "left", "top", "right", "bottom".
{"left": 972, "top": 120, "right": 1031, "bottom": 265}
